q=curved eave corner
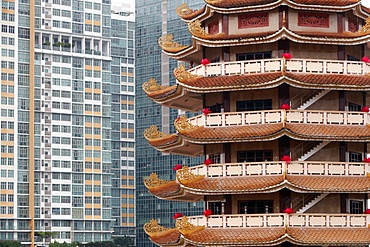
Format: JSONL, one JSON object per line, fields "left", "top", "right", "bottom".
{"left": 144, "top": 219, "right": 184, "bottom": 247}
{"left": 176, "top": 3, "right": 210, "bottom": 22}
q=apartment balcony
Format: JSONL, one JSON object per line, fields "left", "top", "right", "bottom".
{"left": 145, "top": 213, "right": 370, "bottom": 246}
{"left": 144, "top": 161, "right": 370, "bottom": 200}
{"left": 143, "top": 58, "right": 370, "bottom": 111}
{"left": 145, "top": 110, "right": 370, "bottom": 155}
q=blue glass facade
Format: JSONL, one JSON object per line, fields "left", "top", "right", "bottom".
{"left": 135, "top": 0, "right": 204, "bottom": 246}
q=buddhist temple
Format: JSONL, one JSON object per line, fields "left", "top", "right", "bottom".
{"left": 142, "top": 0, "right": 370, "bottom": 246}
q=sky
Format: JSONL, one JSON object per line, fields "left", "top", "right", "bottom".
{"left": 363, "top": 0, "right": 370, "bottom": 7}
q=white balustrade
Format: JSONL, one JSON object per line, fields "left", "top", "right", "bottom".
{"left": 185, "top": 214, "right": 370, "bottom": 229}
{"left": 188, "top": 58, "right": 370, "bottom": 77}
{"left": 187, "top": 161, "right": 368, "bottom": 178}
{"left": 186, "top": 110, "right": 368, "bottom": 128}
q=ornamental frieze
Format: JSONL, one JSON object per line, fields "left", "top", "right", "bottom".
{"left": 176, "top": 3, "right": 194, "bottom": 17}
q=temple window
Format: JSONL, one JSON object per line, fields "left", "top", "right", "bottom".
{"left": 238, "top": 200, "right": 273, "bottom": 214}
{"left": 208, "top": 20, "right": 219, "bottom": 35}
{"left": 348, "top": 102, "right": 361, "bottom": 111}
{"left": 348, "top": 151, "right": 362, "bottom": 162}
{"left": 348, "top": 199, "right": 364, "bottom": 214}
{"left": 298, "top": 12, "right": 329, "bottom": 28}
{"left": 237, "top": 150, "right": 273, "bottom": 162}
{"left": 208, "top": 201, "right": 223, "bottom": 215}
{"left": 236, "top": 99, "right": 272, "bottom": 111}
{"left": 348, "top": 18, "right": 358, "bottom": 32}
{"left": 236, "top": 51, "right": 272, "bottom": 61}
{"left": 238, "top": 12, "right": 269, "bottom": 29}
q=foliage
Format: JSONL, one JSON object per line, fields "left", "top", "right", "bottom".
{"left": 0, "top": 241, "right": 22, "bottom": 247}
{"left": 48, "top": 238, "right": 134, "bottom": 247}
{"left": 36, "top": 232, "right": 57, "bottom": 239}
{"left": 113, "top": 237, "right": 134, "bottom": 247}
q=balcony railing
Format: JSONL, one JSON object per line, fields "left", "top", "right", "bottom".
{"left": 189, "top": 58, "right": 370, "bottom": 77}
{"left": 187, "top": 161, "right": 369, "bottom": 178}
{"left": 187, "top": 213, "right": 370, "bottom": 228}
{"left": 188, "top": 110, "right": 369, "bottom": 127}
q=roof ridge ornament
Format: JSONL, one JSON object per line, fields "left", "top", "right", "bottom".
{"left": 176, "top": 216, "right": 205, "bottom": 236}
{"left": 158, "top": 34, "right": 188, "bottom": 53}
{"left": 144, "top": 172, "right": 171, "bottom": 189}
{"left": 188, "top": 19, "right": 210, "bottom": 37}
{"left": 144, "top": 125, "right": 170, "bottom": 140}
{"left": 358, "top": 17, "right": 370, "bottom": 34}
{"left": 176, "top": 166, "right": 205, "bottom": 185}
{"left": 173, "top": 64, "right": 200, "bottom": 82}
{"left": 174, "top": 115, "right": 199, "bottom": 133}
{"left": 176, "top": 3, "right": 194, "bottom": 17}
{"left": 142, "top": 78, "right": 169, "bottom": 93}
{"left": 143, "top": 219, "right": 177, "bottom": 237}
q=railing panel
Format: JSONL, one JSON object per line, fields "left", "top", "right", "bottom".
{"left": 205, "top": 64, "right": 222, "bottom": 76}
{"left": 326, "top": 62, "right": 344, "bottom": 73}
{"left": 286, "top": 60, "right": 303, "bottom": 72}
{"left": 225, "top": 63, "right": 242, "bottom": 75}
{"left": 245, "top": 62, "right": 262, "bottom": 73}
{"left": 347, "top": 63, "right": 363, "bottom": 74}
{"left": 226, "top": 164, "right": 243, "bottom": 176}
{"left": 208, "top": 166, "right": 223, "bottom": 177}
{"left": 265, "top": 60, "right": 281, "bottom": 72}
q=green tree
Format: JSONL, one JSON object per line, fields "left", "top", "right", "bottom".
{"left": 113, "top": 237, "right": 134, "bottom": 247}
{"left": 0, "top": 240, "right": 22, "bottom": 247}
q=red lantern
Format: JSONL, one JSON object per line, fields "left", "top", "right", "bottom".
{"left": 280, "top": 103, "right": 290, "bottom": 110}
{"left": 173, "top": 212, "right": 184, "bottom": 219}
{"left": 283, "top": 208, "right": 294, "bottom": 214}
{"left": 173, "top": 164, "right": 183, "bottom": 171}
{"left": 364, "top": 209, "right": 370, "bottom": 214}
{"left": 281, "top": 155, "right": 292, "bottom": 164}
{"left": 202, "top": 108, "right": 211, "bottom": 115}
{"left": 362, "top": 56, "right": 370, "bottom": 63}
{"left": 282, "top": 53, "right": 292, "bottom": 59}
{"left": 201, "top": 58, "right": 210, "bottom": 65}
{"left": 204, "top": 158, "right": 213, "bottom": 166}
{"left": 363, "top": 157, "right": 370, "bottom": 163}
{"left": 361, "top": 106, "right": 369, "bottom": 113}
{"left": 203, "top": 209, "right": 212, "bottom": 217}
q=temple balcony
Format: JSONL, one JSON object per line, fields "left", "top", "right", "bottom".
{"left": 144, "top": 213, "right": 370, "bottom": 246}
{"left": 144, "top": 161, "right": 370, "bottom": 201}
{"left": 143, "top": 58, "right": 370, "bottom": 111}
{"left": 187, "top": 109, "right": 369, "bottom": 127}
{"left": 189, "top": 58, "right": 370, "bottom": 77}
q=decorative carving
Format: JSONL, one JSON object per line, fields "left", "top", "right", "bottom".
{"left": 173, "top": 64, "right": 199, "bottom": 82}
{"left": 359, "top": 17, "right": 370, "bottom": 34}
{"left": 176, "top": 166, "right": 205, "bottom": 185}
{"left": 144, "top": 173, "right": 170, "bottom": 189}
{"left": 298, "top": 12, "right": 329, "bottom": 28}
{"left": 174, "top": 115, "right": 199, "bottom": 133}
{"left": 144, "top": 125, "right": 169, "bottom": 140}
{"left": 176, "top": 3, "right": 194, "bottom": 16}
{"left": 142, "top": 78, "right": 169, "bottom": 93}
{"left": 204, "top": 0, "right": 223, "bottom": 4}
{"left": 238, "top": 12, "right": 269, "bottom": 29}
{"left": 176, "top": 216, "right": 205, "bottom": 236}
{"left": 144, "top": 219, "right": 175, "bottom": 237}
{"left": 158, "top": 34, "right": 187, "bottom": 52}
{"left": 188, "top": 20, "right": 209, "bottom": 37}
{"left": 208, "top": 20, "right": 219, "bottom": 35}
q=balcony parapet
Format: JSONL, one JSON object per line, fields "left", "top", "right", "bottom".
{"left": 185, "top": 213, "right": 370, "bottom": 229}
{"left": 186, "top": 110, "right": 369, "bottom": 128}
{"left": 188, "top": 58, "right": 370, "bottom": 77}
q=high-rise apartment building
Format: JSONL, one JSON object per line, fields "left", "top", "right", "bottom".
{"left": 0, "top": 0, "right": 135, "bottom": 245}
{"left": 135, "top": 0, "right": 203, "bottom": 246}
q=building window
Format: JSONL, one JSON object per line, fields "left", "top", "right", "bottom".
{"left": 236, "top": 51, "right": 272, "bottom": 61}
{"left": 348, "top": 102, "right": 361, "bottom": 111}
{"left": 348, "top": 199, "right": 364, "bottom": 214}
{"left": 238, "top": 12, "right": 269, "bottom": 29}
{"left": 298, "top": 12, "right": 329, "bottom": 28}
{"left": 349, "top": 151, "right": 362, "bottom": 162}
{"left": 208, "top": 201, "right": 222, "bottom": 215}
{"left": 208, "top": 20, "right": 219, "bottom": 35}
{"left": 236, "top": 99, "right": 272, "bottom": 111}
{"left": 348, "top": 18, "right": 358, "bottom": 33}
{"left": 237, "top": 150, "right": 273, "bottom": 162}
{"left": 239, "top": 200, "right": 273, "bottom": 214}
